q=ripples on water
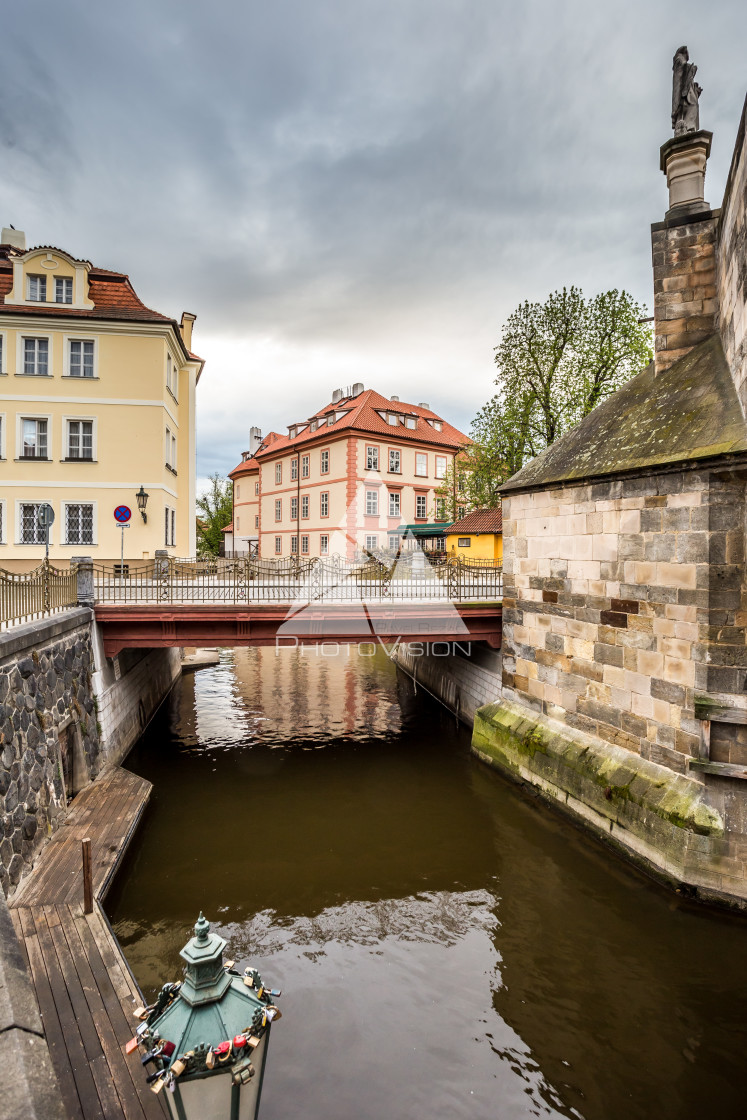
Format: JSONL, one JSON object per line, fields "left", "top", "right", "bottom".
{"left": 107, "top": 648, "right": 747, "bottom": 1120}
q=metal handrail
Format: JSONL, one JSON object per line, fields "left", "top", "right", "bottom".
{"left": 91, "top": 554, "right": 502, "bottom": 605}
{"left": 0, "top": 561, "right": 78, "bottom": 629}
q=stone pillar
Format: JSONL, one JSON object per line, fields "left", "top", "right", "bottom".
{"left": 652, "top": 131, "right": 718, "bottom": 376}
{"left": 154, "top": 549, "right": 169, "bottom": 578}
{"left": 71, "top": 555, "right": 94, "bottom": 608}
{"left": 660, "top": 130, "right": 712, "bottom": 218}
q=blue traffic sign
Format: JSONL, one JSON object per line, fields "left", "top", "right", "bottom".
{"left": 114, "top": 505, "right": 132, "bottom": 524}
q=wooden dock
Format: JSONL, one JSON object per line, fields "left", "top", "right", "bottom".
{"left": 10, "top": 767, "right": 167, "bottom": 1120}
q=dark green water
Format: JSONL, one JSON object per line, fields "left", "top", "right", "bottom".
{"left": 107, "top": 648, "right": 747, "bottom": 1120}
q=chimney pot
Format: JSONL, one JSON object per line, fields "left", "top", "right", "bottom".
{"left": 2, "top": 227, "right": 25, "bottom": 250}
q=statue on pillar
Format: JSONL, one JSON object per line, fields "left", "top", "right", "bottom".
{"left": 672, "top": 46, "right": 702, "bottom": 135}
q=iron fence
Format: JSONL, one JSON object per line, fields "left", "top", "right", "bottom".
{"left": 92, "top": 554, "right": 502, "bottom": 604}
{"left": 0, "top": 561, "right": 78, "bottom": 629}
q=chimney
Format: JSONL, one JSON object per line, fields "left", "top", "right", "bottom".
{"left": 651, "top": 49, "right": 720, "bottom": 375}
{"left": 249, "top": 426, "right": 262, "bottom": 456}
{"left": 390, "top": 394, "right": 399, "bottom": 401}
{"left": 418, "top": 402, "right": 430, "bottom": 410}
{"left": 2, "top": 227, "right": 26, "bottom": 250}
{"left": 351, "top": 382, "right": 364, "bottom": 396}
{"left": 331, "top": 389, "right": 343, "bottom": 403}
{"left": 179, "top": 311, "right": 196, "bottom": 350}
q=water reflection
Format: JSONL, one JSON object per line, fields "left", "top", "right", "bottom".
{"left": 107, "top": 648, "right": 747, "bottom": 1120}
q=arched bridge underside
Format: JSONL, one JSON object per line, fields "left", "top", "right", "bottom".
{"left": 94, "top": 603, "right": 502, "bottom": 659}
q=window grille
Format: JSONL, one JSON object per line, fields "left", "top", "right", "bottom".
{"left": 21, "top": 503, "right": 46, "bottom": 544}
{"left": 65, "top": 503, "right": 94, "bottom": 545}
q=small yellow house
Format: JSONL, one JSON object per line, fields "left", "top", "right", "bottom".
{"left": 0, "top": 227, "right": 204, "bottom": 570}
{"left": 446, "top": 506, "right": 503, "bottom": 561}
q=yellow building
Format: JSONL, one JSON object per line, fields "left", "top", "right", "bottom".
{"left": 446, "top": 507, "right": 503, "bottom": 561}
{"left": 0, "top": 228, "right": 204, "bottom": 569}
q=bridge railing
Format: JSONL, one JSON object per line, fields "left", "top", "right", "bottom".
{"left": 91, "top": 554, "right": 502, "bottom": 604}
{"left": 0, "top": 562, "right": 78, "bottom": 629}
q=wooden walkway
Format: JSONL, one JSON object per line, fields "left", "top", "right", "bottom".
{"left": 10, "top": 768, "right": 167, "bottom": 1120}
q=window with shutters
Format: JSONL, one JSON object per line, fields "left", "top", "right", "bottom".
{"left": 320, "top": 449, "right": 329, "bottom": 474}
{"left": 23, "top": 338, "right": 49, "bottom": 375}
{"left": 20, "top": 503, "right": 47, "bottom": 544}
{"left": 388, "top": 492, "right": 400, "bottom": 518}
{"left": 320, "top": 492, "right": 329, "bottom": 517}
{"left": 68, "top": 340, "right": 95, "bottom": 378}
{"left": 366, "top": 446, "right": 379, "bottom": 471}
{"left": 21, "top": 418, "right": 48, "bottom": 459}
{"left": 27, "top": 275, "right": 46, "bottom": 302}
{"left": 365, "top": 490, "right": 378, "bottom": 516}
{"left": 65, "top": 503, "right": 94, "bottom": 545}
{"left": 55, "top": 278, "right": 73, "bottom": 304}
{"left": 66, "top": 420, "right": 94, "bottom": 460}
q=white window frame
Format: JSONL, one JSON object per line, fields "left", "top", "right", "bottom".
{"left": 290, "top": 496, "right": 298, "bottom": 520}
{"left": 301, "top": 495, "right": 309, "bottom": 519}
{"left": 166, "top": 352, "right": 179, "bottom": 401}
{"left": 320, "top": 491, "right": 329, "bottom": 517}
{"left": 301, "top": 454, "right": 309, "bottom": 478}
{"left": 275, "top": 535, "right": 282, "bottom": 554}
{"left": 388, "top": 491, "right": 401, "bottom": 518}
{"left": 366, "top": 446, "right": 379, "bottom": 471}
{"left": 275, "top": 499, "right": 282, "bottom": 521}
{"left": 301, "top": 534, "right": 309, "bottom": 554}
{"left": 18, "top": 334, "right": 52, "bottom": 377}
{"left": 0, "top": 498, "right": 6, "bottom": 544}
{"left": 435, "top": 455, "right": 447, "bottom": 480}
{"left": 389, "top": 448, "right": 401, "bottom": 473}
{"left": 365, "top": 490, "right": 379, "bottom": 516}
{"left": 320, "top": 534, "right": 329, "bottom": 555}
{"left": 27, "top": 274, "right": 47, "bottom": 302}
{"left": 63, "top": 335, "right": 98, "bottom": 379}
{"left": 291, "top": 535, "right": 298, "bottom": 554}
{"left": 415, "top": 453, "right": 428, "bottom": 477}
{"left": 415, "top": 494, "right": 427, "bottom": 519}
{"left": 16, "top": 414, "right": 52, "bottom": 460}
{"left": 255, "top": 515, "right": 259, "bottom": 529}
{"left": 365, "top": 534, "right": 378, "bottom": 551}
{"left": 62, "top": 415, "right": 96, "bottom": 461}
{"left": 275, "top": 463, "right": 282, "bottom": 484}
{"left": 0, "top": 412, "right": 5, "bottom": 459}
{"left": 405, "top": 416, "right": 416, "bottom": 429}
{"left": 164, "top": 505, "right": 176, "bottom": 547}
{"left": 165, "top": 427, "right": 177, "bottom": 471}
{"left": 0, "top": 331, "right": 6, "bottom": 374}
{"left": 387, "top": 414, "right": 398, "bottom": 427}
{"left": 255, "top": 481, "right": 259, "bottom": 495}
{"left": 16, "top": 501, "right": 53, "bottom": 546}
{"left": 62, "top": 501, "right": 97, "bottom": 546}
{"left": 320, "top": 449, "right": 329, "bottom": 474}
{"left": 55, "top": 276, "right": 73, "bottom": 305}
{"left": 291, "top": 458, "right": 298, "bottom": 481}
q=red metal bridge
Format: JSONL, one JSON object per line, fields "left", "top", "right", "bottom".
{"left": 90, "top": 554, "right": 503, "bottom": 657}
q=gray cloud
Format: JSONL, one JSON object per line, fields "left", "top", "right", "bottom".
{"left": 2, "top": 0, "right": 745, "bottom": 477}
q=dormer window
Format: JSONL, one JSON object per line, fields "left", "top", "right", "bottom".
{"left": 387, "top": 414, "right": 398, "bottom": 426}
{"left": 55, "top": 278, "right": 73, "bottom": 304}
{"left": 405, "top": 417, "right": 416, "bottom": 429}
{"left": 327, "top": 414, "right": 335, "bottom": 426}
{"left": 427, "top": 419, "right": 443, "bottom": 432}
{"left": 27, "top": 275, "right": 46, "bottom": 302}
{"left": 310, "top": 420, "right": 318, "bottom": 432}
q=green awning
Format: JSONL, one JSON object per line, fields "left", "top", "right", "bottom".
{"left": 395, "top": 523, "right": 453, "bottom": 536}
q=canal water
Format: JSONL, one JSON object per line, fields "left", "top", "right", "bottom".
{"left": 107, "top": 648, "right": 747, "bottom": 1120}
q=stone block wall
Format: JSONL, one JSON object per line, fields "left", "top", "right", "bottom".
{"left": 501, "top": 467, "right": 747, "bottom": 768}
{"left": 393, "top": 641, "right": 501, "bottom": 727}
{"left": 717, "top": 98, "right": 747, "bottom": 413}
{"left": 0, "top": 609, "right": 102, "bottom": 895}
{"left": 651, "top": 211, "right": 719, "bottom": 375}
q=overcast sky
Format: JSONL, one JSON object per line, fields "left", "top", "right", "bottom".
{"left": 3, "top": 1, "right": 745, "bottom": 488}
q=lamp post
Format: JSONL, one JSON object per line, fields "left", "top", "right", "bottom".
{"left": 130, "top": 914, "right": 281, "bottom": 1120}
{"left": 136, "top": 485, "right": 149, "bottom": 524}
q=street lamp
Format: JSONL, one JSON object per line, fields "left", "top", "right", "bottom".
{"left": 131, "top": 914, "right": 280, "bottom": 1120}
{"left": 136, "top": 485, "right": 149, "bottom": 524}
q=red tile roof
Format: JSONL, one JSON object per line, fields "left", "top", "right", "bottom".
{"left": 252, "top": 391, "right": 470, "bottom": 457}
{"left": 447, "top": 507, "right": 503, "bottom": 534}
{"left": 228, "top": 454, "right": 261, "bottom": 479}
{"left": 222, "top": 522, "right": 233, "bottom": 533}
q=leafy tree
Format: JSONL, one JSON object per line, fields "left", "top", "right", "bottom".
{"left": 436, "top": 287, "right": 653, "bottom": 518}
{"left": 196, "top": 474, "right": 233, "bottom": 556}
